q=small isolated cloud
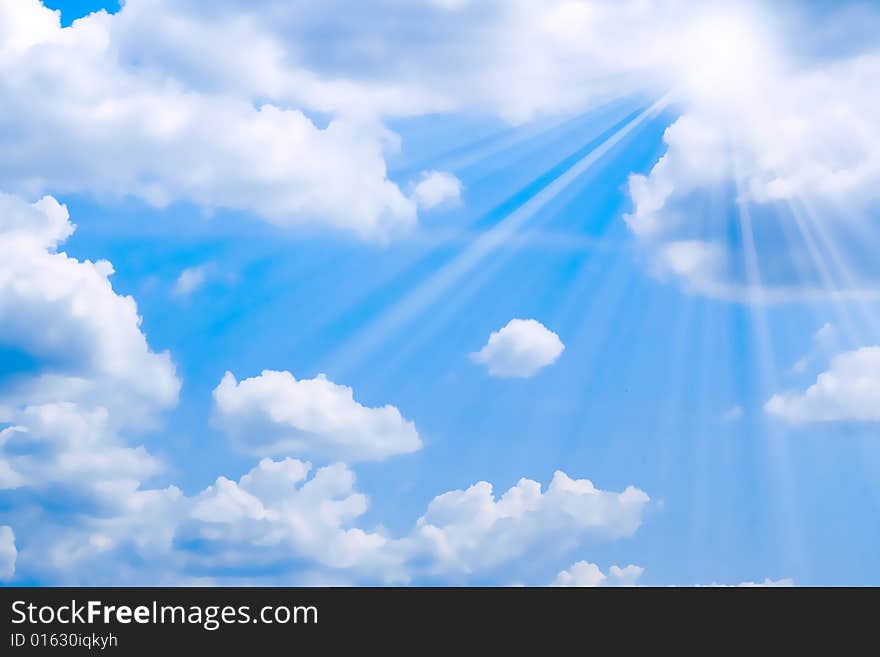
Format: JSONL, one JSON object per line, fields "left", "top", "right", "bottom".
{"left": 471, "top": 318, "right": 565, "bottom": 378}
{"left": 657, "top": 240, "right": 724, "bottom": 284}
{"left": 0, "top": 0, "right": 422, "bottom": 241}
{"left": 624, "top": 41, "right": 880, "bottom": 301}
{"left": 411, "top": 171, "right": 462, "bottom": 210}
{"left": 0, "top": 526, "right": 16, "bottom": 580}
{"left": 722, "top": 405, "right": 743, "bottom": 422}
{"left": 814, "top": 323, "right": 834, "bottom": 343}
{"left": 212, "top": 370, "right": 422, "bottom": 462}
{"left": 553, "top": 561, "right": 644, "bottom": 587}
{"left": 765, "top": 346, "right": 880, "bottom": 423}
{"left": 0, "top": 193, "right": 179, "bottom": 501}
{"left": 186, "top": 457, "right": 406, "bottom": 579}
{"left": 23, "top": 458, "right": 650, "bottom": 585}
{"left": 172, "top": 264, "right": 212, "bottom": 298}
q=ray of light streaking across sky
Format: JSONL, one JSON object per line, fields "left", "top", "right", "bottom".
{"left": 781, "top": 200, "right": 871, "bottom": 347}
{"left": 168, "top": 100, "right": 649, "bottom": 364}
{"left": 791, "top": 198, "right": 880, "bottom": 340}
{"left": 734, "top": 183, "right": 809, "bottom": 581}
{"left": 321, "top": 96, "right": 670, "bottom": 376}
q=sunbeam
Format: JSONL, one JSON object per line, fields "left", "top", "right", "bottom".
{"left": 734, "top": 181, "right": 810, "bottom": 582}
{"left": 321, "top": 96, "right": 671, "bottom": 377}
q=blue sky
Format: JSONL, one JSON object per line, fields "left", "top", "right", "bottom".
{"left": 1, "top": 0, "right": 879, "bottom": 586}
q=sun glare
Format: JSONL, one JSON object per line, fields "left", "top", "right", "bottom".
{"left": 676, "top": 7, "right": 778, "bottom": 108}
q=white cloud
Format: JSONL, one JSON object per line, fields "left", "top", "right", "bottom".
{"left": 0, "top": 190, "right": 187, "bottom": 580}
{"left": 655, "top": 240, "right": 726, "bottom": 293}
{"left": 302, "top": 1, "right": 880, "bottom": 297}
{"left": 181, "top": 466, "right": 648, "bottom": 583}
{"left": 722, "top": 405, "right": 743, "bottom": 422}
{"left": 471, "top": 319, "right": 564, "bottom": 378}
{"left": 0, "top": 193, "right": 179, "bottom": 498}
{"left": 172, "top": 264, "right": 211, "bottom": 298}
{"left": 0, "top": 0, "right": 461, "bottom": 241}
{"left": 9, "top": 456, "right": 649, "bottom": 585}
{"left": 185, "top": 458, "right": 407, "bottom": 579}
{"left": 0, "top": 403, "right": 161, "bottom": 494}
{"left": 4, "top": 0, "right": 878, "bottom": 258}
{"left": 22, "top": 484, "right": 187, "bottom": 585}
{"left": 172, "top": 262, "right": 237, "bottom": 298}
{"left": 413, "top": 471, "right": 649, "bottom": 575}
{"left": 553, "top": 561, "right": 644, "bottom": 587}
{"left": 411, "top": 171, "right": 462, "bottom": 210}
{"left": 0, "top": 194, "right": 179, "bottom": 415}
{"left": 765, "top": 347, "right": 880, "bottom": 423}
{"left": 0, "top": 526, "right": 15, "bottom": 580}
{"left": 123, "top": 0, "right": 675, "bottom": 123}
{"left": 7, "top": 457, "right": 394, "bottom": 585}
{"left": 212, "top": 371, "right": 422, "bottom": 462}
{"left": 814, "top": 323, "right": 835, "bottom": 343}
{"left": 196, "top": 465, "right": 648, "bottom": 584}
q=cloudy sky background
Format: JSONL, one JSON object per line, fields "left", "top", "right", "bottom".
{"left": 1, "top": 0, "right": 879, "bottom": 585}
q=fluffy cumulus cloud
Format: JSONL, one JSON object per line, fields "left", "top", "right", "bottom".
{"left": 118, "top": 0, "right": 673, "bottom": 122}
{"left": 553, "top": 561, "right": 644, "bottom": 587}
{"left": 0, "top": 0, "right": 459, "bottom": 240}
{"left": 411, "top": 171, "right": 463, "bottom": 211}
{"left": 623, "top": 9, "right": 880, "bottom": 300}
{"left": 171, "top": 262, "right": 237, "bottom": 299}
{"left": 0, "top": 526, "right": 15, "bottom": 580}
{"left": 172, "top": 264, "right": 211, "bottom": 298}
{"left": 0, "top": 194, "right": 178, "bottom": 414}
{"left": 765, "top": 347, "right": 880, "bottom": 423}
{"left": 184, "top": 0, "right": 880, "bottom": 298}
{"left": 9, "top": 457, "right": 650, "bottom": 585}
{"left": 0, "top": 193, "right": 178, "bottom": 498}
{"left": 4, "top": 0, "right": 878, "bottom": 259}
{"left": 471, "top": 319, "right": 565, "bottom": 378}
{"left": 17, "top": 485, "right": 188, "bottom": 586}
{"left": 183, "top": 466, "right": 648, "bottom": 584}
{"left": 212, "top": 371, "right": 422, "bottom": 462}
{"left": 413, "top": 471, "right": 648, "bottom": 576}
